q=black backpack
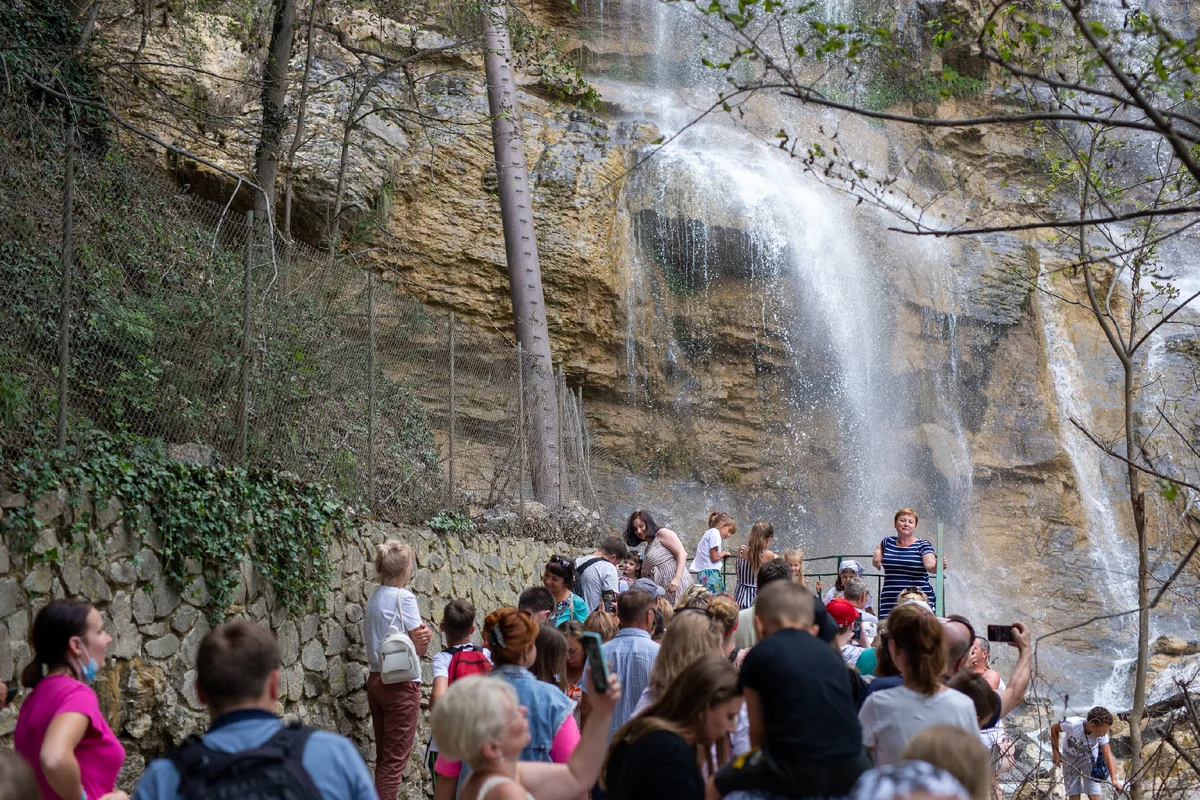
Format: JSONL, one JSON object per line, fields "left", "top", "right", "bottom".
{"left": 167, "top": 722, "right": 324, "bottom": 800}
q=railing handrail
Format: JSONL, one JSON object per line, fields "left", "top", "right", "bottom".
{"left": 718, "top": 533, "right": 947, "bottom": 616}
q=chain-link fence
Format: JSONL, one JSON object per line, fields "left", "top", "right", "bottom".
{"left": 0, "top": 105, "right": 598, "bottom": 522}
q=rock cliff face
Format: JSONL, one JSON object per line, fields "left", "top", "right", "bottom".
{"left": 89, "top": 0, "right": 1199, "bottom": 690}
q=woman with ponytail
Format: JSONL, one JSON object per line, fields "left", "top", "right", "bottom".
{"left": 484, "top": 608, "right": 581, "bottom": 764}
{"left": 13, "top": 599, "right": 127, "bottom": 800}
{"left": 857, "top": 605, "right": 978, "bottom": 766}
{"left": 733, "top": 521, "right": 777, "bottom": 610}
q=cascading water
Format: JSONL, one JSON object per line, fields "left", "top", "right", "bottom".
{"left": 584, "top": 0, "right": 1199, "bottom": 701}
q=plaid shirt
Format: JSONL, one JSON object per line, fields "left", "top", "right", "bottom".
{"left": 584, "top": 627, "right": 659, "bottom": 742}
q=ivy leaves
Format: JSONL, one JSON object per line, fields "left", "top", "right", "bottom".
{"left": 2, "top": 432, "right": 344, "bottom": 624}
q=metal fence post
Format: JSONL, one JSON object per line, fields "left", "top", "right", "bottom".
{"left": 517, "top": 343, "right": 526, "bottom": 522}
{"left": 237, "top": 210, "right": 254, "bottom": 463}
{"left": 55, "top": 123, "right": 76, "bottom": 450}
{"left": 367, "top": 270, "right": 377, "bottom": 506}
{"left": 448, "top": 311, "right": 456, "bottom": 504}
{"left": 936, "top": 522, "right": 945, "bottom": 615}
{"left": 556, "top": 365, "right": 565, "bottom": 510}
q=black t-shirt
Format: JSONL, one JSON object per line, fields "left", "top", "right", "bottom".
{"left": 604, "top": 729, "right": 705, "bottom": 800}
{"left": 740, "top": 627, "right": 863, "bottom": 761}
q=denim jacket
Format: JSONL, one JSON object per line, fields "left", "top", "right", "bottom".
{"left": 492, "top": 664, "right": 576, "bottom": 762}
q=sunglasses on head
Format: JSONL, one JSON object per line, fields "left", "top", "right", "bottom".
{"left": 549, "top": 556, "right": 572, "bottom": 567}
{"left": 674, "top": 606, "right": 716, "bottom": 620}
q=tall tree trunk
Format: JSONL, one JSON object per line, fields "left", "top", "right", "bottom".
{"left": 482, "top": 0, "right": 559, "bottom": 507}
{"left": 283, "top": 0, "right": 318, "bottom": 240}
{"left": 254, "top": 0, "right": 297, "bottom": 224}
{"left": 1127, "top": 357, "right": 1149, "bottom": 800}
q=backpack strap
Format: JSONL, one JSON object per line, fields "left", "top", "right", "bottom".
{"left": 167, "top": 735, "right": 217, "bottom": 800}
{"left": 166, "top": 723, "right": 321, "bottom": 800}
{"left": 575, "top": 557, "right": 604, "bottom": 578}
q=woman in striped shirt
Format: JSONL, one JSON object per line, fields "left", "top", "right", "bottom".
{"left": 872, "top": 508, "right": 945, "bottom": 619}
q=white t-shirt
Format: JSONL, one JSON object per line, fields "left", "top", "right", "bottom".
{"left": 840, "top": 642, "right": 866, "bottom": 666}
{"left": 364, "top": 585, "right": 423, "bottom": 681}
{"left": 860, "top": 611, "right": 879, "bottom": 643}
{"left": 690, "top": 528, "right": 724, "bottom": 572}
{"left": 1061, "top": 716, "right": 1109, "bottom": 766}
{"left": 575, "top": 555, "right": 620, "bottom": 612}
{"left": 859, "top": 685, "right": 980, "bottom": 766}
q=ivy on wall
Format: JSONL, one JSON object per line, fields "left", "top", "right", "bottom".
{"left": 1, "top": 431, "right": 346, "bottom": 622}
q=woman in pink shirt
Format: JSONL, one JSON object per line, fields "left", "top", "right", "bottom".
{"left": 14, "top": 599, "right": 127, "bottom": 800}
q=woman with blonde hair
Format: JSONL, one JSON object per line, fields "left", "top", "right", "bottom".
{"left": 675, "top": 583, "right": 713, "bottom": 611}
{"left": 733, "top": 520, "right": 777, "bottom": 609}
{"left": 604, "top": 654, "right": 744, "bottom": 799}
{"left": 857, "top": 605, "right": 978, "bottom": 766}
{"left": 431, "top": 671, "right": 622, "bottom": 800}
{"left": 364, "top": 539, "right": 433, "bottom": 800}
{"left": 632, "top": 607, "right": 723, "bottom": 713}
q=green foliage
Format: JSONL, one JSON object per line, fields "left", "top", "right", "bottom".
{"left": 1, "top": 112, "right": 444, "bottom": 522}
{"left": 1, "top": 431, "right": 345, "bottom": 622}
{"left": 425, "top": 508, "right": 475, "bottom": 535}
{"left": 0, "top": 0, "right": 107, "bottom": 137}
{"left": 863, "top": 66, "right": 986, "bottom": 111}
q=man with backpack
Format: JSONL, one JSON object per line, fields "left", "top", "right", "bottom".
{"left": 574, "top": 537, "right": 629, "bottom": 613}
{"left": 132, "top": 620, "right": 375, "bottom": 800}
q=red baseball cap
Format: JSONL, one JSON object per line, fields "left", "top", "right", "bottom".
{"left": 826, "top": 598, "right": 860, "bottom": 628}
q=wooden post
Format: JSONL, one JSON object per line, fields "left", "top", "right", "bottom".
{"left": 367, "top": 270, "right": 377, "bottom": 505}
{"left": 517, "top": 343, "right": 526, "bottom": 521}
{"left": 448, "top": 311, "right": 456, "bottom": 503}
{"left": 237, "top": 210, "right": 255, "bottom": 463}
{"left": 55, "top": 124, "right": 77, "bottom": 450}
{"left": 935, "top": 522, "right": 945, "bottom": 616}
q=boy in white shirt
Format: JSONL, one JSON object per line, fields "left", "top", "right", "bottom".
{"left": 1051, "top": 707, "right": 1119, "bottom": 800}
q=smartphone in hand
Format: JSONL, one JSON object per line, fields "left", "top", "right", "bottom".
{"left": 580, "top": 632, "right": 610, "bottom": 693}
{"left": 987, "top": 624, "right": 1015, "bottom": 643}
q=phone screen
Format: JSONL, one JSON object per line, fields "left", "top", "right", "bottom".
{"left": 987, "top": 624, "right": 1014, "bottom": 643}
{"left": 580, "top": 632, "right": 609, "bottom": 693}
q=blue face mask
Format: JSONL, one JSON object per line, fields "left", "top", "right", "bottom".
{"left": 73, "top": 639, "right": 98, "bottom": 683}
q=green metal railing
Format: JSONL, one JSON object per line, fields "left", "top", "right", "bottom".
{"left": 720, "top": 523, "right": 947, "bottom": 615}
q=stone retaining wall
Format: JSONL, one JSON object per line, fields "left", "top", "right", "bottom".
{"left": 0, "top": 490, "right": 575, "bottom": 798}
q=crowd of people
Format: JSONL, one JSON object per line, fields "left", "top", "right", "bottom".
{"left": 0, "top": 506, "right": 1125, "bottom": 800}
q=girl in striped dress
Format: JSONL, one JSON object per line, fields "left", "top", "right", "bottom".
{"left": 872, "top": 508, "right": 945, "bottom": 618}
{"left": 733, "top": 520, "right": 777, "bottom": 609}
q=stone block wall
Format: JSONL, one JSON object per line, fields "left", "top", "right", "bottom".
{"left": 0, "top": 491, "right": 575, "bottom": 798}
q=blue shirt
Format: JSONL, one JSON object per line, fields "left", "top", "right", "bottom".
{"left": 131, "top": 709, "right": 377, "bottom": 800}
{"left": 583, "top": 627, "right": 659, "bottom": 742}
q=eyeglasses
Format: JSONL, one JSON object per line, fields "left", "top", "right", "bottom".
{"left": 674, "top": 606, "right": 716, "bottom": 620}
{"left": 549, "top": 556, "right": 572, "bottom": 568}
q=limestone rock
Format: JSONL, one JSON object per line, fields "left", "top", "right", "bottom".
{"left": 80, "top": 567, "right": 112, "bottom": 603}
{"left": 0, "top": 579, "right": 18, "bottom": 618}
{"left": 301, "top": 613, "right": 320, "bottom": 643}
{"left": 1152, "top": 635, "right": 1189, "bottom": 657}
{"left": 301, "top": 640, "right": 328, "bottom": 672}
{"left": 145, "top": 634, "right": 181, "bottom": 659}
{"left": 133, "top": 590, "right": 156, "bottom": 625}
{"left": 279, "top": 620, "right": 300, "bottom": 667}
